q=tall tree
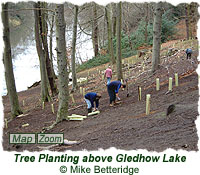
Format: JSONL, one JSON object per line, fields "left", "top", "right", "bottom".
{"left": 145, "top": 3, "right": 149, "bottom": 43}
{"left": 105, "top": 4, "right": 115, "bottom": 64}
{"left": 49, "top": 11, "right": 57, "bottom": 80}
{"left": 187, "top": 3, "right": 199, "bottom": 39}
{"left": 112, "top": 3, "right": 117, "bottom": 38}
{"left": 2, "top": 3, "right": 23, "bottom": 117}
{"left": 39, "top": 2, "right": 58, "bottom": 96}
{"left": 55, "top": 4, "right": 69, "bottom": 123}
{"left": 185, "top": 4, "right": 190, "bottom": 40}
{"left": 151, "top": 2, "right": 163, "bottom": 73}
{"left": 71, "top": 5, "right": 78, "bottom": 92}
{"left": 116, "top": 2, "right": 123, "bottom": 80}
{"left": 34, "top": 2, "right": 51, "bottom": 102}
{"left": 92, "top": 3, "right": 99, "bottom": 57}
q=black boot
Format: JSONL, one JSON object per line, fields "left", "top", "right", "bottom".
{"left": 88, "top": 108, "right": 92, "bottom": 113}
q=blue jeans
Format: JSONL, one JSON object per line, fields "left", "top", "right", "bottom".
{"left": 107, "top": 87, "right": 116, "bottom": 104}
{"left": 107, "top": 77, "right": 111, "bottom": 85}
{"left": 84, "top": 98, "right": 91, "bottom": 109}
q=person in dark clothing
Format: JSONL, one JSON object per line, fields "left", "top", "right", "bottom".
{"left": 84, "top": 92, "right": 101, "bottom": 113}
{"left": 186, "top": 48, "right": 192, "bottom": 59}
{"left": 107, "top": 81, "right": 126, "bottom": 106}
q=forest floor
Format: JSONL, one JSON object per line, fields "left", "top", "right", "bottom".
{"left": 2, "top": 38, "right": 199, "bottom": 152}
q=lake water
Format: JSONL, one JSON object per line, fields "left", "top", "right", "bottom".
{"left": 1, "top": 35, "right": 93, "bottom": 96}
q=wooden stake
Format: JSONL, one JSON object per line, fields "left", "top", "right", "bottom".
{"left": 23, "top": 100, "right": 25, "bottom": 106}
{"left": 51, "top": 104, "right": 55, "bottom": 114}
{"left": 69, "top": 118, "right": 84, "bottom": 121}
{"left": 83, "top": 88, "right": 86, "bottom": 96}
{"left": 175, "top": 73, "right": 178, "bottom": 86}
{"left": 88, "top": 71, "right": 90, "bottom": 76}
{"left": 70, "top": 94, "right": 75, "bottom": 103}
{"left": 70, "top": 114, "right": 87, "bottom": 119}
{"left": 138, "top": 86, "right": 142, "bottom": 101}
{"left": 80, "top": 87, "right": 83, "bottom": 94}
{"left": 22, "top": 123, "right": 29, "bottom": 127}
{"left": 146, "top": 94, "right": 151, "bottom": 115}
{"left": 168, "top": 77, "right": 173, "bottom": 91}
{"left": 42, "top": 101, "right": 45, "bottom": 109}
{"left": 88, "top": 111, "right": 100, "bottom": 116}
{"left": 156, "top": 78, "right": 160, "bottom": 91}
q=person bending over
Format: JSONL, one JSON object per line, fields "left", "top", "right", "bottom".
{"left": 107, "top": 80, "right": 126, "bottom": 107}
{"left": 84, "top": 92, "right": 101, "bottom": 113}
{"left": 186, "top": 48, "right": 192, "bottom": 59}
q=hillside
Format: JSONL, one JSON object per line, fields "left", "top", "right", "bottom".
{"left": 2, "top": 38, "right": 199, "bottom": 151}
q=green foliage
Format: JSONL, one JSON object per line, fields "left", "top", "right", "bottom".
{"left": 77, "top": 10, "right": 178, "bottom": 72}
{"left": 133, "top": 10, "right": 178, "bottom": 46}
{"left": 76, "top": 54, "right": 110, "bottom": 72}
{"left": 161, "top": 10, "right": 178, "bottom": 42}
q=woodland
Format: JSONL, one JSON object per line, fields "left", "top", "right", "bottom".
{"left": 1, "top": 1, "right": 199, "bottom": 151}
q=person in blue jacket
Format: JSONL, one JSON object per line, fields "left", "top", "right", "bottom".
{"left": 84, "top": 92, "right": 101, "bottom": 113}
{"left": 107, "top": 81, "right": 126, "bottom": 106}
{"left": 186, "top": 48, "right": 192, "bottom": 59}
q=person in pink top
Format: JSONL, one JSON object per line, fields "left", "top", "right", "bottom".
{"left": 104, "top": 66, "right": 112, "bottom": 85}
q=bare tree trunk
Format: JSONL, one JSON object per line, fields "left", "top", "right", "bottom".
{"left": 92, "top": 3, "right": 99, "bottom": 57}
{"left": 105, "top": 4, "right": 115, "bottom": 64}
{"left": 145, "top": 3, "right": 149, "bottom": 43}
{"left": 188, "top": 3, "right": 198, "bottom": 39}
{"left": 2, "top": 3, "right": 23, "bottom": 117}
{"left": 71, "top": 5, "right": 78, "bottom": 91}
{"left": 112, "top": 4, "right": 117, "bottom": 38}
{"left": 49, "top": 11, "right": 57, "bottom": 80}
{"left": 188, "top": 4, "right": 193, "bottom": 39}
{"left": 34, "top": 2, "right": 51, "bottom": 102}
{"left": 185, "top": 4, "right": 190, "bottom": 40}
{"left": 190, "top": 3, "right": 198, "bottom": 38}
{"left": 39, "top": 2, "right": 58, "bottom": 96}
{"left": 102, "top": 15, "right": 106, "bottom": 47}
{"left": 151, "top": 2, "right": 162, "bottom": 73}
{"left": 55, "top": 4, "right": 69, "bottom": 123}
{"left": 116, "top": 2, "right": 123, "bottom": 80}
